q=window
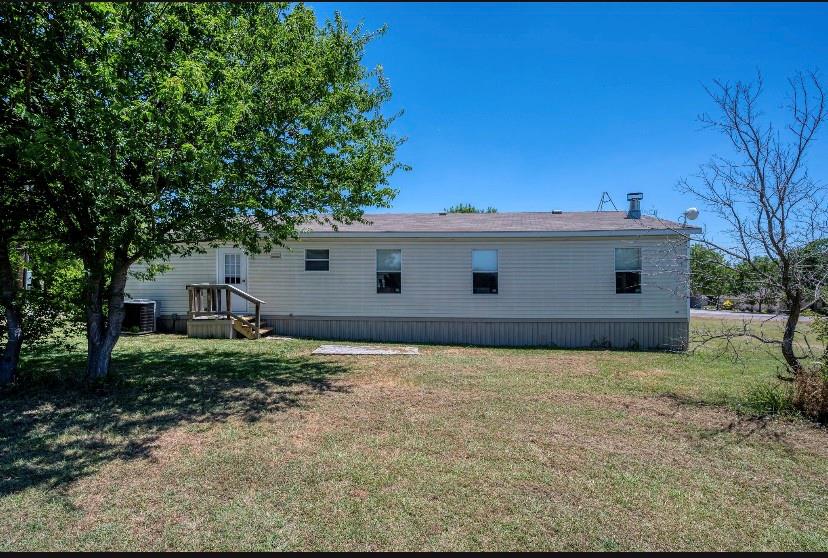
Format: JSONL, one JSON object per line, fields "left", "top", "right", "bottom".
{"left": 377, "top": 249, "right": 401, "bottom": 293}
{"left": 472, "top": 249, "right": 498, "bottom": 294}
{"left": 224, "top": 253, "right": 242, "bottom": 284}
{"left": 305, "top": 249, "right": 330, "bottom": 271}
{"left": 615, "top": 247, "right": 641, "bottom": 294}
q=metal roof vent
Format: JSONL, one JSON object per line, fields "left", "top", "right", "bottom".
{"left": 626, "top": 192, "right": 643, "bottom": 219}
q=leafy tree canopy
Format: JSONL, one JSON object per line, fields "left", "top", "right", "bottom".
{"left": 689, "top": 244, "right": 733, "bottom": 297}
{"left": 444, "top": 203, "right": 497, "bottom": 213}
{"left": 2, "top": 2, "right": 406, "bottom": 378}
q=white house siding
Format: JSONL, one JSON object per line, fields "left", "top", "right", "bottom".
{"left": 126, "top": 235, "right": 690, "bottom": 349}
{"left": 126, "top": 248, "right": 216, "bottom": 318}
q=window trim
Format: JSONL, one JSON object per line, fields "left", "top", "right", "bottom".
{"left": 471, "top": 248, "right": 499, "bottom": 295}
{"left": 614, "top": 247, "right": 642, "bottom": 294}
{"left": 376, "top": 248, "right": 402, "bottom": 294}
{"left": 304, "top": 248, "right": 330, "bottom": 272}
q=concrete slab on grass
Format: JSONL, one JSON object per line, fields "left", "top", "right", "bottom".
{"left": 312, "top": 344, "right": 419, "bottom": 356}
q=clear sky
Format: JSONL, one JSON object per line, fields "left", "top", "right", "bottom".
{"left": 308, "top": 2, "right": 828, "bottom": 240}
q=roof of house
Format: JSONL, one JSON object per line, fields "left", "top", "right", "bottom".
{"left": 299, "top": 211, "right": 700, "bottom": 237}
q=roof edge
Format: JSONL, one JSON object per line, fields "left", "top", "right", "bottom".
{"left": 296, "top": 228, "right": 702, "bottom": 239}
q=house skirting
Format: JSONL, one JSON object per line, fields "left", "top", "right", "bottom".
{"left": 157, "top": 314, "right": 688, "bottom": 350}
{"left": 261, "top": 315, "right": 689, "bottom": 350}
{"left": 186, "top": 318, "right": 234, "bottom": 339}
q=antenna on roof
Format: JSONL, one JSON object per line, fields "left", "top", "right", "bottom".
{"left": 596, "top": 192, "right": 618, "bottom": 211}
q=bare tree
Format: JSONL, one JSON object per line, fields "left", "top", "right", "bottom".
{"left": 679, "top": 71, "right": 828, "bottom": 375}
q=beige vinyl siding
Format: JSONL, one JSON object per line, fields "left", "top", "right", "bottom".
{"left": 250, "top": 236, "right": 687, "bottom": 319}
{"left": 126, "top": 235, "right": 688, "bottom": 320}
{"left": 126, "top": 249, "right": 217, "bottom": 317}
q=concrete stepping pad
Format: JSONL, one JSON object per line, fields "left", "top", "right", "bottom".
{"left": 312, "top": 344, "right": 419, "bottom": 355}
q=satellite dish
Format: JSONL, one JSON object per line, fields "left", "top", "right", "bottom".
{"left": 684, "top": 207, "right": 699, "bottom": 221}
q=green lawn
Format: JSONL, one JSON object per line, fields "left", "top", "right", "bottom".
{"left": 1, "top": 318, "right": 826, "bottom": 551}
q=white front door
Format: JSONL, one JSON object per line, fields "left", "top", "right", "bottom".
{"left": 217, "top": 249, "right": 248, "bottom": 313}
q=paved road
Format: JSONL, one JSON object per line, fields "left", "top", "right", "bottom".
{"left": 691, "top": 309, "right": 813, "bottom": 322}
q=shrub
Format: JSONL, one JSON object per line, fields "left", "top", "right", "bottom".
{"left": 793, "top": 315, "right": 828, "bottom": 423}
{"left": 740, "top": 381, "right": 794, "bottom": 417}
{"left": 793, "top": 371, "right": 828, "bottom": 423}
{"left": 1, "top": 289, "right": 82, "bottom": 352}
{"left": 722, "top": 299, "right": 735, "bottom": 310}
{"left": 590, "top": 337, "right": 611, "bottom": 349}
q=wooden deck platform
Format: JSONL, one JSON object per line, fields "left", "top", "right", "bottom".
{"left": 185, "top": 284, "right": 270, "bottom": 339}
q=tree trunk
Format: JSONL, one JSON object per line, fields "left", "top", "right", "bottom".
{"left": 781, "top": 291, "right": 803, "bottom": 375}
{"left": 0, "top": 305, "right": 23, "bottom": 385}
{"left": 85, "top": 259, "right": 129, "bottom": 381}
{"left": 0, "top": 239, "right": 22, "bottom": 385}
{"left": 86, "top": 327, "right": 118, "bottom": 380}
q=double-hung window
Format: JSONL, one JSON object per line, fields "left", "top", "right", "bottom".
{"left": 472, "top": 249, "right": 498, "bottom": 294}
{"left": 615, "top": 247, "right": 642, "bottom": 294}
{"left": 377, "top": 249, "right": 402, "bottom": 293}
{"left": 305, "top": 249, "right": 330, "bottom": 271}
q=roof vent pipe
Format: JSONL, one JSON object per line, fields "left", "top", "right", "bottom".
{"left": 626, "top": 192, "right": 643, "bottom": 219}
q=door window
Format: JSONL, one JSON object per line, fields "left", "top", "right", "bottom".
{"left": 224, "top": 253, "right": 242, "bottom": 285}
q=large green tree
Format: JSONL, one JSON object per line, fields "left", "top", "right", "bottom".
{"left": 3, "top": 2, "right": 405, "bottom": 380}
{"left": 689, "top": 244, "right": 734, "bottom": 308}
{"left": 0, "top": 1, "right": 64, "bottom": 384}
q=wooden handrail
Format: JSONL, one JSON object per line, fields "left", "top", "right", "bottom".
{"left": 185, "top": 283, "right": 265, "bottom": 338}
{"left": 185, "top": 283, "right": 267, "bottom": 305}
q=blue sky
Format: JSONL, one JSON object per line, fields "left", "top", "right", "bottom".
{"left": 308, "top": 2, "right": 828, "bottom": 239}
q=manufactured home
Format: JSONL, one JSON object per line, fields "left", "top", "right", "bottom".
{"left": 126, "top": 199, "right": 700, "bottom": 349}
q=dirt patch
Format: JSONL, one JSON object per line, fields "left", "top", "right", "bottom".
{"left": 530, "top": 390, "right": 828, "bottom": 461}
{"left": 150, "top": 427, "right": 208, "bottom": 463}
{"left": 623, "top": 367, "right": 670, "bottom": 380}
{"left": 69, "top": 426, "right": 209, "bottom": 526}
{"left": 281, "top": 409, "right": 342, "bottom": 451}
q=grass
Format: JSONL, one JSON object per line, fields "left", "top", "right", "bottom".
{"left": 0, "top": 318, "right": 826, "bottom": 551}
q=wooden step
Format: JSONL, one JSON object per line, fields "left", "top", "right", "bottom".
{"left": 231, "top": 318, "right": 271, "bottom": 339}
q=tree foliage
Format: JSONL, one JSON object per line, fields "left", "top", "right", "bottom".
{"left": 444, "top": 203, "right": 497, "bottom": 213}
{"left": 0, "top": 4, "right": 63, "bottom": 383}
{"left": 2, "top": 2, "right": 406, "bottom": 380}
{"left": 731, "top": 257, "right": 780, "bottom": 312}
{"left": 0, "top": 242, "right": 83, "bottom": 386}
{"left": 689, "top": 244, "right": 734, "bottom": 304}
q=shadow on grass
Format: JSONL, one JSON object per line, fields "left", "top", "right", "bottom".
{"left": 0, "top": 339, "right": 351, "bottom": 497}
{"left": 658, "top": 392, "right": 806, "bottom": 452}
